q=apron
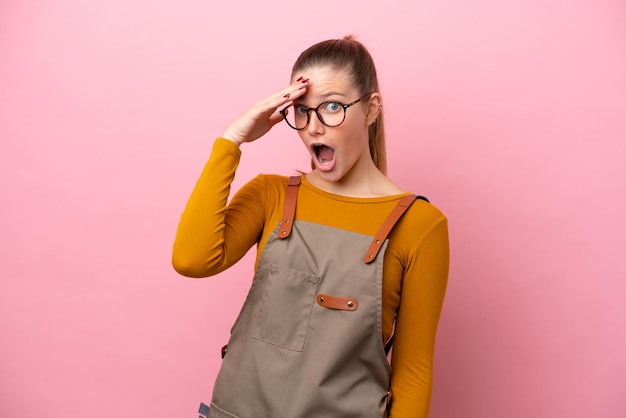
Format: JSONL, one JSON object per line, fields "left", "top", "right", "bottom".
{"left": 205, "top": 176, "right": 418, "bottom": 418}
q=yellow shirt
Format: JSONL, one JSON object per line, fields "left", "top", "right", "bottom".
{"left": 173, "top": 138, "right": 449, "bottom": 418}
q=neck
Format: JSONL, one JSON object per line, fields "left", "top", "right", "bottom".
{"left": 306, "top": 161, "right": 402, "bottom": 197}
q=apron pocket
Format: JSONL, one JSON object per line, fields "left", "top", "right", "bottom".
{"left": 252, "top": 262, "right": 319, "bottom": 352}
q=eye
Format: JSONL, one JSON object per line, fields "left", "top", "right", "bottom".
{"left": 294, "top": 104, "right": 309, "bottom": 115}
{"left": 322, "top": 102, "right": 342, "bottom": 113}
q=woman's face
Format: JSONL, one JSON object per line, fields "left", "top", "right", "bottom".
{"left": 291, "top": 65, "right": 377, "bottom": 186}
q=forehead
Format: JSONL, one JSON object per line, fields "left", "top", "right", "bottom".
{"left": 292, "top": 65, "right": 356, "bottom": 99}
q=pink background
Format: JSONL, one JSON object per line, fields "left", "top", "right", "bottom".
{"left": 1, "top": 1, "right": 625, "bottom": 417}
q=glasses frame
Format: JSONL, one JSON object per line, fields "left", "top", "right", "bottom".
{"left": 280, "top": 93, "right": 373, "bottom": 130}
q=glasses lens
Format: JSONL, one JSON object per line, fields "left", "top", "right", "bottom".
{"left": 283, "top": 105, "right": 308, "bottom": 130}
{"left": 317, "top": 102, "right": 345, "bottom": 127}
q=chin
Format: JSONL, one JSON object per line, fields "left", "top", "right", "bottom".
{"left": 314, "top": 167, "right": 346, "bottom": 184}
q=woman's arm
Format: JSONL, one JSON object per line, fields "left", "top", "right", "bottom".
{"left": 389, "top": 216, "right": 450, "bottom": 417}
{"left": 172, "top": 78, "right": 310, "bottom": 277}
{"left": 172, "top": 138, "right": 264, "bottom": 277}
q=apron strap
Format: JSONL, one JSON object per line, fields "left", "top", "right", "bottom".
{"left": 278, "top": 175, "right": 301, "bottom": 239}
{"left": 278, "top": 177, "right": 428, "bottom": 256}
{"left": 364, "top": 194, "right": 429, "bottom": 264}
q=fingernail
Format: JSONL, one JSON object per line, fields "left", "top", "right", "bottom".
{"left": 302, "top": 78, "right": 309, "bottom": 83}
{"left": 284, "top": 93, "right": 290, "bottom": 99}
{"left": 298, "top": 85, "right": 307, "bottom": 90}
{"left": 296, "top": 76, "right": 303, "bottom": 82}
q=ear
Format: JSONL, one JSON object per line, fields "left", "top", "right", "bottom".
{"left": 365, "top": 93, "right": 382, "bottom": 126}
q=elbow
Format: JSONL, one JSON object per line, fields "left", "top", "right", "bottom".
{"left": 171, "top": 253, "right": 208, "bottom": 278}
{"left": 171, "top": 237, "right": 228, "bottom": 278}
{"left": 172, "top": 259, "right": 198, "bottom": 278}
{"left": 171, "top": 248, "right": 226, "bottom": 278}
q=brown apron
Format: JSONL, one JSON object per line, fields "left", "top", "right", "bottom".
{"left": 206, "top": 176, "right": 417, "bottom": 418}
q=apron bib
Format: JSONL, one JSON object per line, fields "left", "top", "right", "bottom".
{"left": 206, "top": 176, "right": 417, "bottom": 418}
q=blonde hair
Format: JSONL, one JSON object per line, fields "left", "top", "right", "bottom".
{"left": 291, "top": 36, "right": 387, "bottom": 174}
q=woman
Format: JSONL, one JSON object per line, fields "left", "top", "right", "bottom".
{"left": 172, "top": 36, "right": 449, "bottom": 418}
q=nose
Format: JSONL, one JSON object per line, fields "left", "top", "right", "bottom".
{"left": 306, "top": 109, "right": 325, "bottom": 135}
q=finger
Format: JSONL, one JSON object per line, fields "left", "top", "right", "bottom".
{"left": 257, "top": 91, "right": 293, "bottom": 115}
{"left": 273, "top": 86, "right": 306, "bottom": 112}
{"left": 255, "top": 78, "right": 309, "bottom": 119}
{"left": 268, "top": 111, "right": 284, "bottom": 127}
{"left": 273, "top": 77, "right": 309, "bottom": 104}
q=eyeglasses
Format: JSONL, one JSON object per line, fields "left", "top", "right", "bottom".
{"left": 280, "top": 93, "right": 372, "bottom": 130}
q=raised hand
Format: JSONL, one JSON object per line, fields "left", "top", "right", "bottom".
{"left": 221, "top": 77, "right": 309, "bottom": 145}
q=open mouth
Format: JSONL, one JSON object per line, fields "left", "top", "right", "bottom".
{"left": 313, "top": 144, "right": 335, "bottom": 164}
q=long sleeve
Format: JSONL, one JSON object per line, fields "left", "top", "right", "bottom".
{"left": 389, "top": 216, "right": 450, "bottom": 418}
{"left": 172, "top": 138, "right": 265, "bottom": 278}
